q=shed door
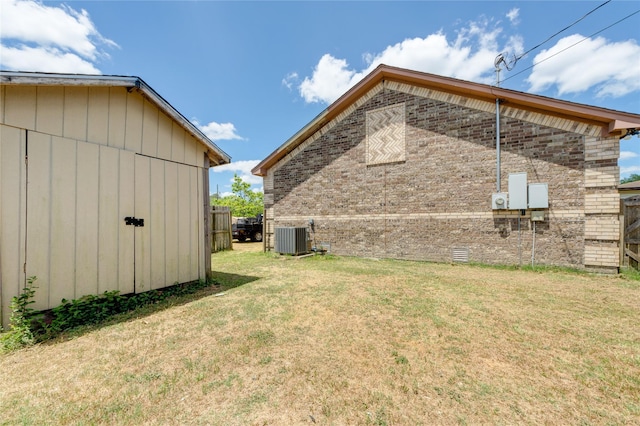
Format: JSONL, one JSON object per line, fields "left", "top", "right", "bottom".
{"left": 132, "top": 155, "right": 203, "bottom": 292}
{"left": 19, "top": 134, "right": 202, "bottom": 310}
{"left": 22, "top": 133, "right": 136, "bottom": 309}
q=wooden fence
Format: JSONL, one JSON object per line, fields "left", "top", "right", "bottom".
{"left": 622, "top": 195, "right": 640, "bottom": 270}
{"left": 211, "top": 206, "right": 232, "bottom": 252}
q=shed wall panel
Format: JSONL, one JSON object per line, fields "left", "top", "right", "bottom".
{"left": 0, "top": 125, "right": 27, "bottom": 326}
{"left": 133, "top": 156, "right": 202, "bottom": 288}
{"left": 25, "top": 132, "right": 52, "bottom": 309}
{"left": 87, "top": 87, "right": 110, "bottom": 145}
{"left": 63, "top": 87, "right": 88, "bottom": 141}
{"left": 197, "top": 169, "right": 205, "bottom": 278}
{"left": 157, "top": 112, "right": 173, "bottom": 160}
{"left": 134, "top": 155, "right": 152, "bottom": 292}
{"left": 178, "top": 164, "right": 191, "bottom": 282}
{"left": 118, "top": 150, "right": 135, "bottom": 294}
{"left": 142, "top": 99, "right": 159, "bottom": 157}
{"left": 36, "top": 86, "right": 64, "bottom": 136}
{"left": 184, "top": 134, "right": 199, "bottom": 167}
{"left": 49, "top": 136, "right": 77, "bottom": 304}
{"left": 1, "top": 86, "right": 209, "bottom": 167}
{"left": 108, "top": 87, "right": 127, "bottom": 149}
{"left": 98, "top": 145, "right": 120, "bottom": 294}
{"left": 171, "top": 123, "right": 186, "bottom": 164}
{"left": 190, "top": 166, "right": 200, "bottom": 277}
{"left": 125, "top": 93, "right": 144, "bottom": 153}
{"left": 149, "top": 158, "right": 167, "bottom": 289}
{"left": 0, "top": 85, "right": 5, "bottom": 122}
{"left": 164, "top": 161, "right": 179, "bottom": 285}
{"left": 5, "top": 86, "right": 36, "bottom": 129}
{"left": 75, "top": 141, "right": 100, "bottom": 297}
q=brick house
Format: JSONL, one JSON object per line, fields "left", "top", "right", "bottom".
{"left": 252, "top": 65, "right": 640, "bottom": 273}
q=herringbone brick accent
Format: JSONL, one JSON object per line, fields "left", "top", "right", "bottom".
{"left": 366, "top": 103, "right": 405, "bottom": 165}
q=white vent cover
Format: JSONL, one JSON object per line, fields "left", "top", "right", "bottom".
{"left": 452, "top": 247, "right": 470, "bottom": 263}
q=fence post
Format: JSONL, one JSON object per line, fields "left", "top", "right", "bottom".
{"left": 623, "top": 196, "right": 640, "bottom": 270}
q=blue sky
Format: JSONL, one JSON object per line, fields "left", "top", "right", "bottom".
{"left": 2, "top": 0, "right": 639, "bottom": 195}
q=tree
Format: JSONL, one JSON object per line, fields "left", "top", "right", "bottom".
{"left": 621, "top": 174, "right": 640, "bottom": 184}
{"left": 212, "top": 174, "right": 264, "bottom": 217}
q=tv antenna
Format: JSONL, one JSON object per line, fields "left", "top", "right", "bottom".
{"left": 493, "top": 0, "right": 613, "bottom": 87}
{"left": 494, "top": 53, "right": 516, "bottom": 87}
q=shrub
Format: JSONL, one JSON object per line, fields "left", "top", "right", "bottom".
{"left": 0, "top": 277, "right": 38, "bottom": 352}
{"left": 1, "top": 277, "right": 218, "bottom": 350}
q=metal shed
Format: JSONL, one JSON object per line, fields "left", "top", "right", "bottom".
{"left": 0, "top": 71, "right": 230, "bottom": 327}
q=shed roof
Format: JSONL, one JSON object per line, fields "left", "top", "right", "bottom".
{"left": 0, "top": 70, "right": 231, "bottom": 165}
{"left": 619, "top": 180, "right": 640, "bottom": 190}
{"left": 252, "top": 64, "right": 640, "bottom": 176}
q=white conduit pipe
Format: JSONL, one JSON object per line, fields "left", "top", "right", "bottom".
{"left": 531, "top": 221, "right": 536, "bottom": 268}
{"left": 496, "top": 98, "right": 501, "bottom": 192}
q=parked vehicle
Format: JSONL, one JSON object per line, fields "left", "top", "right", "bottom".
{"left": 232, "top": 214, "right": 263, "bottom": 242}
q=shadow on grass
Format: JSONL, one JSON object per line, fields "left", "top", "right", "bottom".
{"left": 210, "top": 271, "right": 261, "bottom": 289}
{"left": 31, "top": 272, "right": 262, "bottom": 347}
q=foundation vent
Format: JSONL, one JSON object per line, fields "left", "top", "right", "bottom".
{"left": 452, "top": 247, "right": 470, "bottom": 263}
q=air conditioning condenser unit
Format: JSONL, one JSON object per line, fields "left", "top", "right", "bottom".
{"left": 275, "top": 227, "right": 309, "bottom": 255}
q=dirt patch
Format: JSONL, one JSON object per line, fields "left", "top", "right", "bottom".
{"left": 230, "top": 241, "right": 263, "bottom": 253}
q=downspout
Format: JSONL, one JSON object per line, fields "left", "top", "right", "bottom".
{"left": 496, "top": 98, "right": 501, "bottom": 192}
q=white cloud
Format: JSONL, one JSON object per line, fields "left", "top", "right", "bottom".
{"left": 527, "top": 35, "right": 640, "bottom": 97}
{"left": 296, "top": 18, "right": 507, "bottom": 104}
{"left": 0, "top": 44, "right": 101, "bottom": 74}
{"left": 282, "top": 72, "right": 298, "bottom": 90}
{"left": 506, "top": 8, "right": 520, "bottom": 25}
{"left": 621, "top": 165, "right": 640, "bottom": 176}
{"left": 620, "top": 151, "right": 638, "bottom": 161}
{"left": 295, "top": 14, "right": 640, "bottom": 106}
{"left": 211, "top": 160, "right": 263, "bottom": 185}
{"left": 300, "top": 54, "right": 362, "bottom": 104}
{"left": 212, "top": 160, "right": 260, "bottom": 174}
{"left": 196, "top": 121, "right": 244, "bottom": 142}
{"left": 0, "top": 0, "right": 117, "bottom": 73}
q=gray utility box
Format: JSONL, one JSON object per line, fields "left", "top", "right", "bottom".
{"left": 528, "top": 183, "right": 549, "bottom": 208}
{"left": 508, "top": 172, "right": 528, "bottom": 210}
{"left": 275, "top": 227, "right": 309, "bottom": 255}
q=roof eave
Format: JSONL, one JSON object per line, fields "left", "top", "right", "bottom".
{"left": 376, "top": 66, "right": 640, "bottom": 134}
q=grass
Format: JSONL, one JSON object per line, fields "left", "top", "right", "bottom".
{"left": 1, "top": 246, "right": 639, "bottom": 425}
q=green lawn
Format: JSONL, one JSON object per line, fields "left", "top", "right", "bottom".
{"left": 1, "top": 249, "right": 639, "bottom": 425}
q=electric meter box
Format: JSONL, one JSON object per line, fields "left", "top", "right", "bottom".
{"left": 508, "top": 172, "right": 528, "bottom": 210}
{"left": 528, "top": 183, "right": 549, "bottom": 208}
{"left": 492, "top": 193, "right": 508, "bottom": 210}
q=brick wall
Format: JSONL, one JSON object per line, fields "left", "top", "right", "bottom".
{"left": 264, "top": 82, "right": 620, "bottom": 272}
{"left": 583, "top": 137, "right": 620, "bottom": 270}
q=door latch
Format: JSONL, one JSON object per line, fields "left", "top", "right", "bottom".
{"left": 124, "top": 216, "right": 144, "bottom": 227}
